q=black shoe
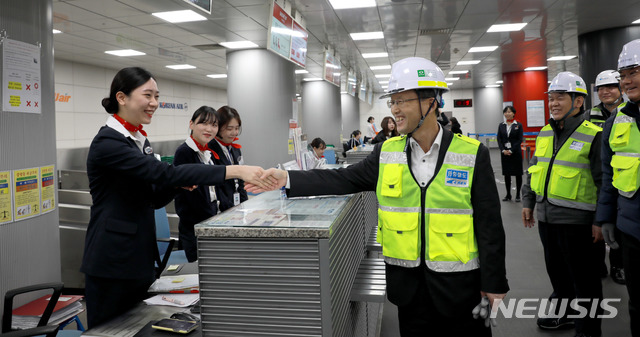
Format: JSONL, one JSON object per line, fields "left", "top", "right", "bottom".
{"left": 515, "top": 197, "right": 521, "bottom": 202}
{"left": 502, "top": 196, "right": 512, "bottom": 201}
{"left": 611, "top": 267, "right": 626, "bottom": 285}
{"left": 600, "top": 264, "right": 608, "bottom": 278}
{"left": 537, "top": 316, "right": 574, "bottom": 330}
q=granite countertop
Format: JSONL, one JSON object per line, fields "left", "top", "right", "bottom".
{"left": 195, "top": 190, "right": 353, "bottom": 238}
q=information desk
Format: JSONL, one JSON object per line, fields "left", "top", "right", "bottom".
{"left": 195, "top": 190, "right": 379, "bottom": 337}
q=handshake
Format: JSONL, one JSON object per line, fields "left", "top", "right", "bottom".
{"left": 229, "top": 167, "right": 288, "bottom": 193}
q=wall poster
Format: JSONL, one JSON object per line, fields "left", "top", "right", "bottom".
{"left": 2, "top": 38, "right": 42, "bottom": 113}
{"left": 526, "top": 100, "right": 546, "bottom": 127}
{"left": 0, "top": 171, "right": 12, "bottom": 224}
{"left": 40, "top": 165, "right": 55, "bottom": 214}
{"left": 13, "top": 168, "right": 40, "bottom": 221}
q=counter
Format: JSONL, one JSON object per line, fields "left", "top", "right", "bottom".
{"left": 345, "top": 145, "right": 374, "bottom": 164}
{"left": 195, "top": 190, "right": 380, "bottom": 337}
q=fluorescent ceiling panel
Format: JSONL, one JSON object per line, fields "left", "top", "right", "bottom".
{"left": 370, "top": 65, "right": 391, "bottom": 70}
{"left": 448, "top": 70, "right": 469, "bottom": 74}
{"left": 219, "top": 41, "right": 259, "bottom": 49}
{"left": 166, "top": 64, "right": 196, "bottom": 70}
{"left": 329, "top": 0, "right": 376, "bottom": 10}
{"left": 295, "top": 70, "right": 309, "bottom": 74}
{"left": 207, "top": 74, "right": 227, "bottom": 78}
{"left": 525, "top": 66, "right": 548, "bottom": 71}
{"left": 457, "top": 60, "right": 481, "bottom": 65}
{"left": 487, "top": 23, "right": 527, "bottom": 32}
{"left": 547, "top": 55, "right": 577, "bottom": 61}
{"left": 362, "top": 52, "right": 388, "bottom": 58}
{"left": 351, "top": 32, "right": 384, "bottom": 40}
{"left": 468, "top": 46, "right": 498, "bottom": 53}
{"left": 152, "top": 10, "right": 206, "bottom": 23}
{"left": 105, "top": 49, "right": 146, "bottom": 57}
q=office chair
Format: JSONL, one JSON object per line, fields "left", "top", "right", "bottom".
{"left": 155, "top": 207, "right": 188, "bottom": 278}
{"left": 323, "top": 148, "right": 336, "bottom": 165}
{"left": 342, "top": 142, "right": 350, "bottom": 158}
{"left": 1, "top": 283, "right": 82, "bottom": 337}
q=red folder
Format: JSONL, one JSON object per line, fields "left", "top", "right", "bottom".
{"left": 12, "top": 295, "right": 83, "bottom": 316}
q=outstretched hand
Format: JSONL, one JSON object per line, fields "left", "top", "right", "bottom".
{"left": 227, "top": 165, "right": 278, "bottom": 192}
{"left": 245, "top": 168, "right": 287, "bottom": 193}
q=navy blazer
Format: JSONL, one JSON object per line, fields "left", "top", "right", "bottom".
{"left": 496, "top": 121, "right": 523, "bottom": 153}
{"left": 207, "top": 139, "right": 248, "bottom": 211}
{"left": 287, "top": 129, "right": 509, "bottom": 311}
{"left": 81, "top": 126, "right": 227, "bottom": 280}
{"left": 173, "top": 143, "right": 220, "bottom": 232}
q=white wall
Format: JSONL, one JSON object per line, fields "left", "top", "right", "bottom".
{"left": 54, "top": 59, "right": 227, "bottom": 149}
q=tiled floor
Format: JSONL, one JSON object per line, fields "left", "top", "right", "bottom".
{"left": 380, "top": 148, "right": 631, "bottom": 337}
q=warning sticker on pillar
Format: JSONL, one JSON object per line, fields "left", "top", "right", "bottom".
{"left": 2, "top": 38, "right": 41, "bottom": 114}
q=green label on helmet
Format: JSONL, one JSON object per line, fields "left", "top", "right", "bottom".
{"left": 417, "top": 70, "right": 425, "bottom": 77}
{"left": 576, "top": 81, "right": 581, "bottom": 85}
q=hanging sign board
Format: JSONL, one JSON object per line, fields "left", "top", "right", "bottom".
{"left": 268, "top": 1, "right": 293, "bottom": 60}
{"left": 323, "top": 51, "right": 341, "bottom": 87}
{"left": 290, "top": 21, "right": 308, "bottom": 67}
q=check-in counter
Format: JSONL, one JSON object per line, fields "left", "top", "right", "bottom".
{"left": 345, "top": 145, "right": 374, "bottom": 164}
{"left": 195, "top": 190, "right": 381, "bottom": 337}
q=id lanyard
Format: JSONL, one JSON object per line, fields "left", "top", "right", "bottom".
{"left": 224, "top": 146, "right": 241, "bottom": 206}
{"left": 200, "top": 153, "right": 219, "bottom": 208}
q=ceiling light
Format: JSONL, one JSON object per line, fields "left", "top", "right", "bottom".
{"left": 633, "top": 18, "right": 640, "bottom": 24}
{"left": 52, "top": 29, "right": 62, "bottom": 34}
{"left": 447, "top": 83, "right": 454, "bottom": 86}
{"left": 486, "top": 84, "right": 501, "bottom": 88}
{"left": 303, "top": 78, "right": 323, "bottom": 81}
{"left": 378, "top": 80, "right": 389, "bottom": 84}
{"left": 525, "top": 66, "right": 548, "bottom": 71}
{"left": 375, "top": 74, "right": 391, "bottom": 78}
{"left": 166, "top": 64, "right": 196, "bottom": 70}
{"left": 105, "top": 49, "right": 146, "bottom": 57}
{"left": 457, "top": 60, "right": 481, "bottom": 65}
{"left": 351, "top": 32, "right": 384, "bottom": 40}
{"left": 207, "top": 74, "right": 227, "bottom": 79}
{"left": 340, "top": 91, "right": 348, "bottom": 94}
{"left": 487, "top": 23, "right": 527, "bottom": 32}
{"left": 370, "top": 65, "right": 392, "bottom": 70}
{"left": 219, "top": 41, "right": 259, "bottom": 49}
{"left": 333, "top": 72, "right": 341, "bottom": 76}
{"left": 468, "top": 46, "right": 498, "bottom": 53}
{"left": 381, "top": 86, "right": 388, "bottom": 89}
{"left": 152, "top": 10, "right": 206, "bottom": 23}
{"left": 329, "top": 0, "right": 376, "bottom": 10}
{"left": 547, "top": 55, "right": 577, "bottom": 61}
{"left": 448, "top": 70, "right": 469, "bottom": 74}
{"left": 295, "top": 70, "right": 309, "bottom": 74}
{"left": 362, "top": 52, "right": 388, "bottom": 59}
{"left": 496, "top": 80, "right": 503, "bottom": 84}
{"left": 445, "top": 77, "right": 460, "bottom": 81}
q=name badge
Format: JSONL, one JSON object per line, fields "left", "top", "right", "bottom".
{"left": 569, "top": 141, "right": 584, "bottom": 151}
{"left": 144, "top": 146, "right": 153, "bottom": 154}
{"left": 233, "top": 192, "right": 241, "bottom": 206}
{"left": 445, "top": 168, "right": 469, "bottom": 188}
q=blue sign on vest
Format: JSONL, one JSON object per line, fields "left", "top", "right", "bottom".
{"left": 445, "top": 169, "right": 469, "bottom": 187}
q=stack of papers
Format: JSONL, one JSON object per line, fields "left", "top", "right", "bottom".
{"left": 11, "top": 295, "right": 84, "bottom": 330}
{"left": 148, "top": 274, "right": 199, "bottom": 293}
{"left": 143, "top": 294, "right": 199, "bottom": 308}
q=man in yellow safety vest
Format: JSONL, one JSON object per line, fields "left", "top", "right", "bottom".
{"left": 248, "top": 57, "right": 509, "bottom": 336}
{"left": 522, "top": 71, "right": 603, "bottom": 337}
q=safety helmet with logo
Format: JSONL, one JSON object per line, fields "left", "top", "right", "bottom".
{"left": 547, "top": 71, "right": 587, "bottom": 122}
{"left": 547, "top": 71, "right": 588, "bottom": 95}
{"left": 618, "top": 39, "right": 640, "bottom": 71}
{"left": 595, "top": 70, "right": 620, "bottom": 87}
{"left": 379, "top": 57, "right": 449, "bottom": 100}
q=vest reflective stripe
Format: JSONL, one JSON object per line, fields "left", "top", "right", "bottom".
{"left": 529, "top": 122, "right": 601, "bottom": 211}
{"left": 377, "top": 134, "right": 480, "bottom": 272}
{"left": 379, "top": 205, "right": 474, "bottom": 215}
{"left": 609, "top": 107, "right": 640, "bottom": 198}
{"left": 426, "top": 257, "right": 480, "bottom": 272}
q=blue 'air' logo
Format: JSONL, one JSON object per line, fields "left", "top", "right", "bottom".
{"left": 445, "top": 169, "right": 469, "bottom": 187}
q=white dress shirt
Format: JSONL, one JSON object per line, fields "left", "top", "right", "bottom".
{"left": 106, "top": 116, "right": 146, "bottom": 153}
{"left": 185, "top": 136, "right": 218, "bottom": 202}
{"left": 409, "top": 124, "right": 443, "bottom": 187}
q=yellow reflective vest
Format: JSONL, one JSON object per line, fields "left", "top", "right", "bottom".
{"left": 376, "top": 134, "right": 480, "bottom": 272}
{"left": 528, "top": 121, "right": 601, "bottom": 211}
{"left": 609, "top": 104, "right": 640, "bottom": 198}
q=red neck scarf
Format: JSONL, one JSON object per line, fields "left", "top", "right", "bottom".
{"left": 113, "top": 113, "right": 147, "bottom": 136}
{"left": 190, "top": 135, "right": 219, "bottom": 160}
{"left": 216, "top": 136, "right": 242, "bottom": 149}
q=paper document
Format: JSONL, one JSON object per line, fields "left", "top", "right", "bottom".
{"left": 148, "top": 274, "right": 199, "bottom": 292}
{"left": 143, "top": 294, "right": 199, "bottom": 308}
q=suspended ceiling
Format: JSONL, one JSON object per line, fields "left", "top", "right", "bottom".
{"left": 52, "top": 0, "right": 640, "bottom": 94}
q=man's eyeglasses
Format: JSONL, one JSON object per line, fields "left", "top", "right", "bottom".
{"left": 387, "top": 97, "right": 420, "bottom": 108}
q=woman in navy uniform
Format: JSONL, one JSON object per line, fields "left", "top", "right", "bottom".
{"left": 173, "top": 106, "right": 222, "bottom": 262}
{"left": 82, "top": 68, "right": 273, "bottom": 328}
{"left": 208, "top": 106, "right": 248, "bottom": 211}
{"left": 497, "top": 105, "right": 524, "bottom": 201}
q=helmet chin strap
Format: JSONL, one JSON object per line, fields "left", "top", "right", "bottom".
{"left": 407, "top": 92, "right": 439, "bottom": 137}
{"left": 555, "top": 93, "right": 577, "bottom": 123}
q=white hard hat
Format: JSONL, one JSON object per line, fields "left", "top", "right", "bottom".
{"left": 547, "top": 71, "right": 588, "bottom": 95}
{"left": 379, "top": 57, "right": 448, "bottom": 99}
{"left": 618, "top": 39, "right": 640, "bottom": 71}
{"left": 595, "top": 70, "right": 620, "bottom": 87}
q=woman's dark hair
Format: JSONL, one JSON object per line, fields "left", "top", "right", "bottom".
{"left": 380, "top": 116, "right": 400, "bottom": 137}
{"left": 190, "top": 106, "right": 217, "bottom": 134}
{"left": 351, "top": 130, "right": 361, "bottom": 138}
{"left": 503, "top": 105, "right": 516, "bottom": 114}
{"left": 216, "top": 105, "right": 242, "bottom": 136}
{"left": 310, "top": 138, "right": 326, "bottom": 149}
{"left": 102, "top": 67, "right": 155, "bottom": 114}
{"left": 451, "top": 117, "right": 461, "bottom": 127}
{"left": 367, "top": 116, "right": 374, "bottom": 123}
